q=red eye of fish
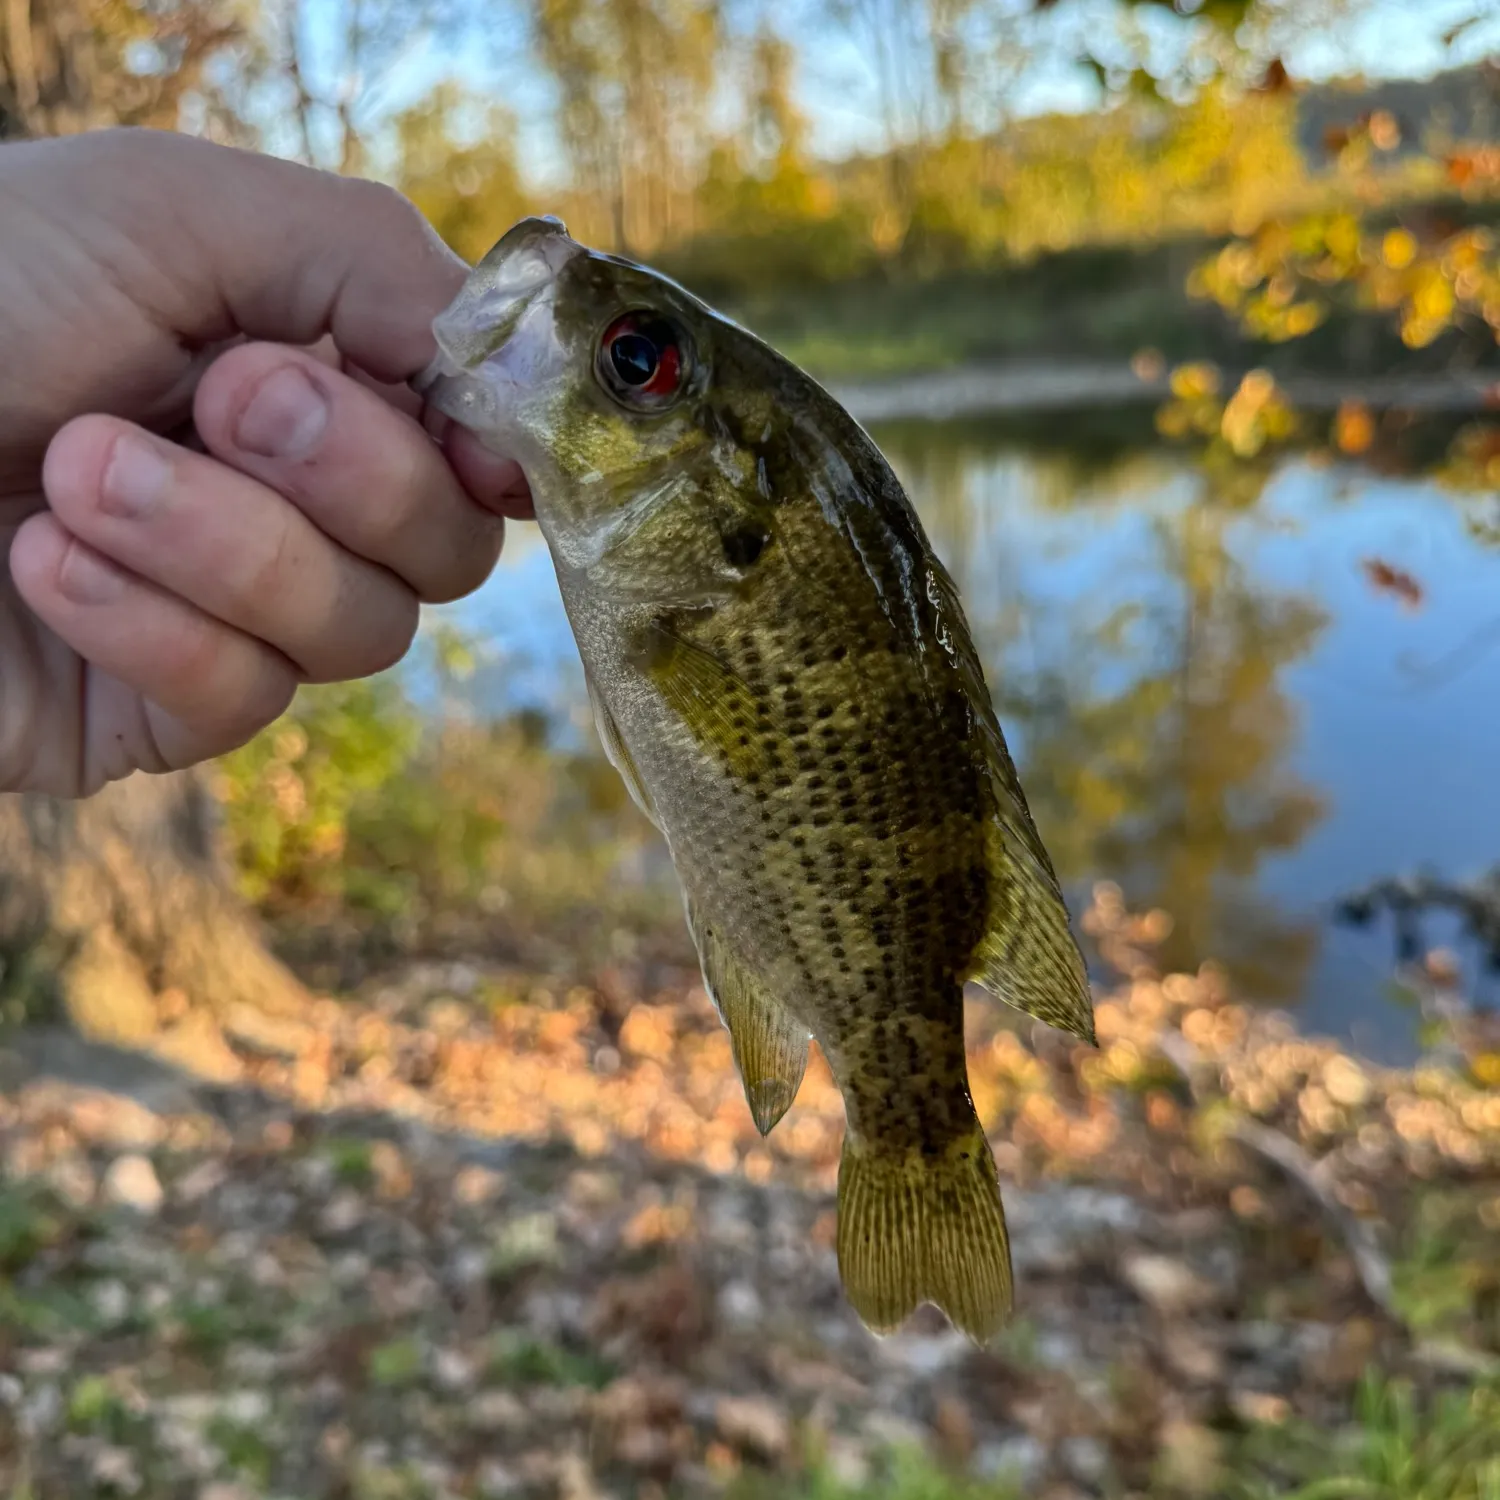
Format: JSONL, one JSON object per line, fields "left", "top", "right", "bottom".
{"left": 598, "top": 312, "right": 690, "bottom": 407}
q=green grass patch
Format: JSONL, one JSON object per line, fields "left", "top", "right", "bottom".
{"left": 485, "top": 1330, "right": 617, "bottom": 1390}
{"left": 730, "top": 1447, "right": 1022, "bottom": 1500}
{"left": 1232, "top": 1374, "right": 1500, "bottom": 1499}
{"left": 367, "top": 1336, "right": 424, "bottom": 1389}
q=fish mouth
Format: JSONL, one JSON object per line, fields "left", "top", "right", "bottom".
{"left": 412, "top": 215, "right": 582, "bottom": 430}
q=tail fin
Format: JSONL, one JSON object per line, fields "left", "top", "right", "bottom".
{"left": 836, "top": 1121, "right": 1013, "bottom": 1344}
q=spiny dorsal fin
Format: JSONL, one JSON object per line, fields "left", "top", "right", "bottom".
{"left": 836, "top": 1123, "right": 1013, "bottom": 1344}
{"left": 806, "top": 453, "right": 1095, "bottom": 1044}
{"left": 686, "top": 899, "right": 809, "bottom": 1135}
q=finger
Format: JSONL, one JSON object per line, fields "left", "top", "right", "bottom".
{"left": 441, "top": 422, "right": 535, "bottom": 521}
{"left": 11, "top": 128, "right": 466, "bottom": 383}
{"left": 193, "top": 343, "right": 507, "bottom": 603}
{"left": 9, "top": 513, "right": 296, "bottom": 771}
{"left": 324, "top": 334, "right": 529, "bottom": 513}
{"left": 42, "top": 416, "right": 420, "bottom": 683}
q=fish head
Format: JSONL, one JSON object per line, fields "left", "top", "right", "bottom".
{"left": 418, "top": 216, "right": 753, "bottom": 566}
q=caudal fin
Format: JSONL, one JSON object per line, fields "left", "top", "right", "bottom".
{"left": 836, "top": 1122, "right": 1013, "bottom": 1344}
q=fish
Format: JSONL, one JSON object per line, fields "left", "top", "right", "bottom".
{"left": 415, "top": 216, "right": 1095, "bottom": 1342}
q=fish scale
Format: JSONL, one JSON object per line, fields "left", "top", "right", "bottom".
{"left": 417, "top": 215, "right": 1096, "bottom": 1343}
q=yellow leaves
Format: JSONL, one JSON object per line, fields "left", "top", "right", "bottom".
{"left": 1189, "top": 210, "right": 1500, "bottom": 359}
{"left": 1220, "top": 371, "right": 1287, "bottom": 457}
{"left": 1382, "top": 228, "right": 1417, "bottom": 270}
{"left": 1157, "top": 361, "right": 1226, "bottom": 443}
{"left": 1158, "top": 365, "right": 1296, "bottom": 460}
{"left": 1401, "top": 264, "right": 1457, "bottom": 347}
{"left": 1170, "top": 362, "right": 1221, "bottom": 400}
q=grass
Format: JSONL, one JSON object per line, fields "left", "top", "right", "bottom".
{"left": 1232, "top": 1374, "right": 1500, "bottom": 1499}
{"left": 723, "top": 1374, "right": 1500, "bottom": 1500}
{"left": 729, "top": 1447, "right": 1023, "bottom": 1500}
{"left": 486, "top": 1330, "right": 617, "bottom": 1390}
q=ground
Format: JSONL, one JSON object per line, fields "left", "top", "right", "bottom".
{"left": 2, "top": 891, "right": 1499, "bottom": 1499}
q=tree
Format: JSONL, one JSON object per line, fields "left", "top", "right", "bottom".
{"left": 0, "top": 775, "right": 309, "bottom": 1041}
{"left": 0, "top": 0, "right": 255, "bottom": 143}
{"left": 394, "top": 83, "right": 532, "bottom": 263}
{"left": 533, "top": 0, "right": 722, "bottom": 252}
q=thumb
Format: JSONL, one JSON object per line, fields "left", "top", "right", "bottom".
{"left": 17, "top": 128, "right": 466, "bottom": 384}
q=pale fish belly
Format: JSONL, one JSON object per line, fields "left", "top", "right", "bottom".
{"left": 552, "top": 572, "right": 811, "bottom": 1009}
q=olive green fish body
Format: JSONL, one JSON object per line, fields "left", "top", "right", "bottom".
{"left": 418, "top": 217, "right": 1095, "bottom": 1342}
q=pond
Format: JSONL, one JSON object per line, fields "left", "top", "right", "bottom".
{"left": 443, "top": 406, "right": 1500, "bottom": 1063}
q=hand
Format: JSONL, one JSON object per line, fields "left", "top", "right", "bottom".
{"left": 0, "top": 127, "right": 529, "bottom": 797}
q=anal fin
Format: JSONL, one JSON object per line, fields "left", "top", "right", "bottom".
{"left": 584, "top": 668, "right": 659, "bottom": 828}
{"left": 686, "top": 900, "right": 809, "bottom": 1134}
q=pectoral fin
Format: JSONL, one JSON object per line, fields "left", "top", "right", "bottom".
{"left": 636, "top": 621, "right": 769, "bottom": 778}
{"left": 686, "top": 899, "right": 809, "bottom": 1134}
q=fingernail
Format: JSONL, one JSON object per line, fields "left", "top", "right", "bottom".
{"left": 58, "top": 540, "right": 126, "bottom": 605}
{"left": 235, "top": 366, "right": 329, "bottom": 460}
{"left": 101, "top": 433, "right": 170, "bottom": 519}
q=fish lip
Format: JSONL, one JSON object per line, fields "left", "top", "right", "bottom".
{"left": 414, "top": 217, "right": 582, "bottom": 438}
{"left": 412, "top": 216, "right": 583, "bottom": 406}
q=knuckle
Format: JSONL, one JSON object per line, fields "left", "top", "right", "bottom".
{"left": 165, "top": 614, "right": 233, "bottom": 692}
{"left": 345, "top": 176, "right": 430, "bottom": 244}
{"left": 360, "top": 595, "right": 420, "bottom": 677}
{"left": 239, "top": 507, "right": 300, "bottom": 603}
{"left": 423, "top": 520, "right": 504, "bottom": 604}
{"left": 302, "top": 582, "right": 417, "bottom": 684}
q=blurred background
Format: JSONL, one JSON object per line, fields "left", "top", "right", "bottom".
{"left": 6, "top": 2, "right": 1500, "bottom": 1497}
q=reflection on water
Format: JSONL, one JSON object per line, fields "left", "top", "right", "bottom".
{"left": 443, "top": 413, "right": 1500, "bottom": 1060}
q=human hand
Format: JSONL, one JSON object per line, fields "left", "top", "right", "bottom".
{"left": 0, "top": 127, "right": 530, "bottom": 796}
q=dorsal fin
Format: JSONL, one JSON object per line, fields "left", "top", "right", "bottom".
{"left": 803, "top": 433, "right": 1095, "bottom": 1043}
{"left": 920, "top": 558, "right": 1095, "bottom": 1042}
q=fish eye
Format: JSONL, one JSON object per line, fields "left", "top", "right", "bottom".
{"left": 597, "top": 311, "right": 691, "bottom": 408}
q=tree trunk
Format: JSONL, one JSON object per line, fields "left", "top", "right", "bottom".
{"left": 0, "top": 770, "right": 308, "bottom": 1047}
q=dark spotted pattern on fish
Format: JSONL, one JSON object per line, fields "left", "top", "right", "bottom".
{"left": 416, "top": 215, "right": 1096, "bottom": 1343}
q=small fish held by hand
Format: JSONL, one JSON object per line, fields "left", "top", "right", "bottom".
{"left": 417, "top": 218, "right": 1095, "bottom": 1342}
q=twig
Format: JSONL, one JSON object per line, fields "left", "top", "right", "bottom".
{"left": 1156, "top": 1031, "right": 1500, "bottom": 1377}
{"left": 1155, "top": 1032, "right": 1399, "bottom": 1320}
{"left": 1227, "top": 1115, "right": 1399, "bottom": 1323}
